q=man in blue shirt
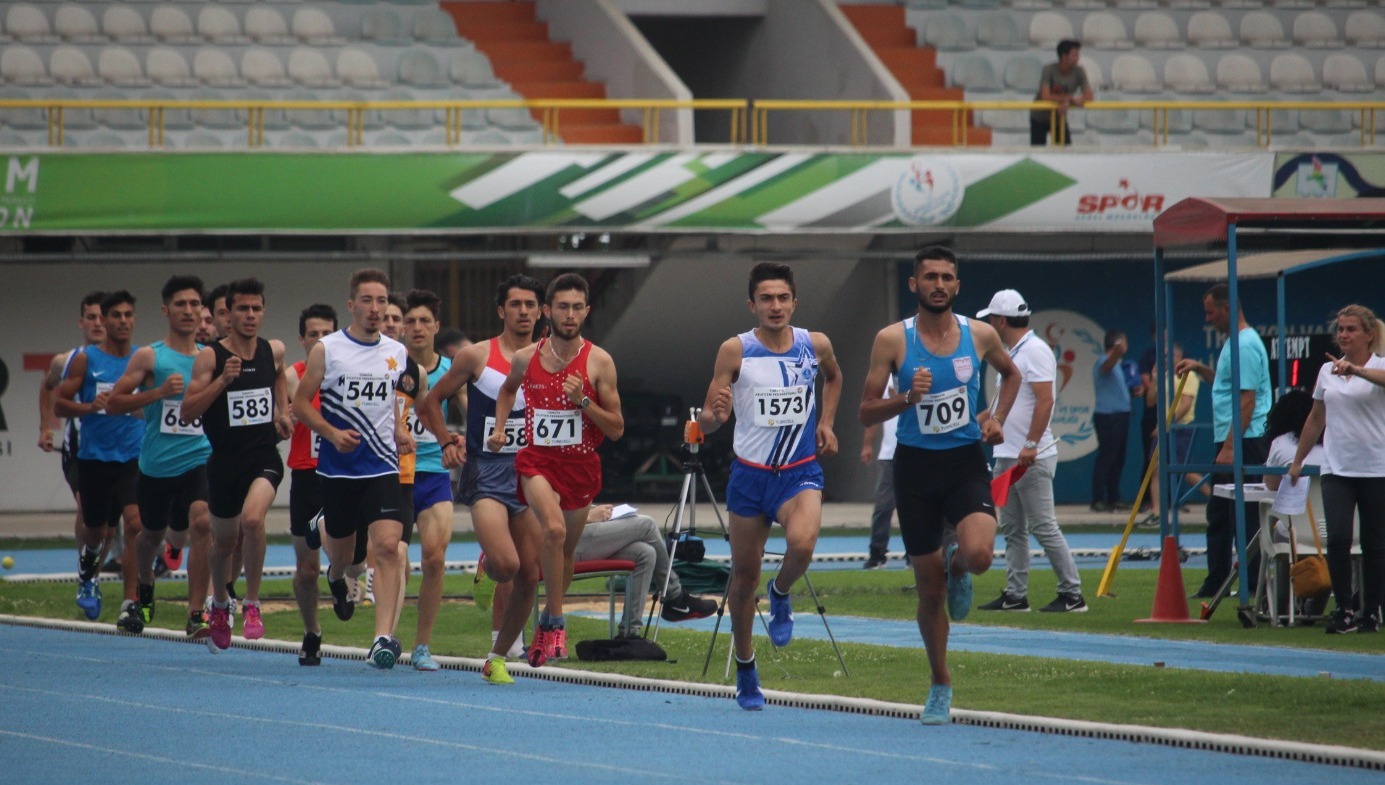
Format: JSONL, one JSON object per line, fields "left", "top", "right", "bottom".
{"left": 1091, "top": 331, "right": 1141, "bottom": 512}
{"left": 1176, "top": 283, "right": 1271, "bottom": 598}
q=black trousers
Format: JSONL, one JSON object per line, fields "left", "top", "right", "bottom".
{"left": 1200, "top": 436, "right": 1268, "bottom": 595}
{"left": 1091, "top": 412, "right": 1130, "bottom": 505}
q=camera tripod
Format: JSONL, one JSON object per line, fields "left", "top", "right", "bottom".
{"left": 649, "top": 410, "right": 848, "bottom": 678}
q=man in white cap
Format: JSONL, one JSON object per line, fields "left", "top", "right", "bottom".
{"left": 977, "top": 290, "right": 1086, "bottom": 613}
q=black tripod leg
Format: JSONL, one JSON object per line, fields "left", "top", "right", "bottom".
{"left": 800, "top": 572, "right": 849, "bottom": 676}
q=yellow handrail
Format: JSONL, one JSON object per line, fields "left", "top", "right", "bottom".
{"left": 3, "top": 97, "right": 1380, "bottom": 149}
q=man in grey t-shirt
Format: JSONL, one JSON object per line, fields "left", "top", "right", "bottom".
{"left": 1030, "top": 39, "right": 1093, "bottom": 146}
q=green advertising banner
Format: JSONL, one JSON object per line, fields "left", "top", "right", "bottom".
{"left": 1273, "top": 151, "right": 1385, "bottom": 199}
{"left": 1, "top": 150, "right": 1271, "bottom": 234}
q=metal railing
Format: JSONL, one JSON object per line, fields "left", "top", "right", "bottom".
{"left": 1, "top": 97, "right": 1379, "bottom": 148}
{"left": 0, "top": 97, "right": 749, "bottom": 147}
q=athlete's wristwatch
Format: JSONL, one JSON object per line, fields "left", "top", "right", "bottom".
{"left": 1023, "top": 440, "right": 1039, "bottom": 450}
{"left": 902, "top": 389, "right": 914, "bottom": 406}
{"left": 579, "top": 396, "right": 591, "bottom": 409}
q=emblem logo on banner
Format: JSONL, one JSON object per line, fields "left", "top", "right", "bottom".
{"left": 892, "top": 156, "right": 964, "bottom": 226}
{"left": 1294, "top": 156, "right": 1338, "bottom": 198}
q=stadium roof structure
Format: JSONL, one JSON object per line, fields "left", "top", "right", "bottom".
{"left": 1149, "top": 197, "right": 1385, "bottom": 607}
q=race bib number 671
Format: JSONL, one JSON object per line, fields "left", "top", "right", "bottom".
{"left": 532, "top": 409, "right": 581, "bottom": 447}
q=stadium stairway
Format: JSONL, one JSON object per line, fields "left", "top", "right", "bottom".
{"left": 840, "top": 3, "right": 991, "bottom": 147}
{"left": 441, "top": 1, "right": 643, "bottom": 144}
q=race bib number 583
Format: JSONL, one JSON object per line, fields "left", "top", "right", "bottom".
{"left": 227, "top": 387, "right": 272, "bottom": 427}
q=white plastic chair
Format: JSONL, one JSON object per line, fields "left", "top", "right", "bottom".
{"left": 244, "top": 7, "right": 295, "bottom": 45}
{"left": 1240, "top": 11, "right": 1289, "bottom": 48}
{"left": 147, "top": 48, "right": 197, "bottom": 89}
{"left": 54, "top": 3, "right": 103, "bottom": 42}
{"left": 1083, "top": 12, "right": 1132, "bottom": 49}
{"left": 291, "top": 8, "right": 343, "bottom": 45}
{"left": 950, "top": 55, "right": 1001, "bottom": 92}
{"left": 450, "top": 48, "right": 500, "bottom": 88}
{"left": 1002, "top": 55, "right": 1043, "bottom": 92}
{"left": 198, "top": 6, "right": 249, "bottom": 45}
{"left": 1164, "top": 53, "right": 1216, "bottom": 92}
{"left": 193, "top": 48, "right": 245, "bottom": 88}
{"left": 7, "top": 4, "right": 58, "bottom": 43}
{"left": 925, "top": 13, "right": 975, "bottom": 51}
{"left": 242, "top": 49, "right": 291, "bottom": 88}
{"left": 1133, "top": 12, "right": 1183, "bottom": 49}
{"left": 1028, "top": 11, "right": 1074, "bottom": 48}
{"left": 1269, "top": 52, "right": 1320, "bottom": 92}
{"left": 398, "top": 48, "right": 447, "bottom": 88}
{"left": 412, "top": 7, "right": 463, "bottom": 45}
{"left": 361, "top": 8, "right": 409, "bottom": 46}
{"left": 1322, "top": 53, "right": 1373, "bottom": 92}
{"left": 103, "top": 6, "right": 154, "bottom": 44}
{"left": 1376, "top": 55, "right": 1385, "bottom": 88}
{"left": 50, "top": 45, "right": 101, "bottom": 86}
{"left": 150, "top": 7, "right": 199, "bottom": 44}
{"left": 98, "top": 46, "right": 149, "bottom": 87}
{"left": 1187, "top": 11, "right": 1237, "bottom": 48}
{"left": 288, "top": 47, "right": 339, "bottom": 88}
{"left": 1216, "top": 53, "right": 1267, "bottom": 92}
{"left": 1111, "top": 53, "right": 1161, "bottom": 92}
{"left": 1292, "top": 11, "right": 1343, "bottom": 48}
{"left": 0, "top": 46, "right": 52, "bottom": 85}
{"left": 976, "top": 12, "right": 1026, "bottom": 49}
{"left": 1344, "top": 10, "right": 1385, "bottom": 48}
{"left": 285, "top": 88, "right": 339, "bottom": 130}
{"left": 337, "top": 48, "right": 389, "bottom": 90}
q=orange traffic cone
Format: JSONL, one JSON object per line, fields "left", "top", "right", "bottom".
{"left": 1135, "top": 536, "right": 1206, "bottom": 624}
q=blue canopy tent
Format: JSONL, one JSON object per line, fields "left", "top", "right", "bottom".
{"left": 1152, "top": 198, "right": 1385, "bottom": 606}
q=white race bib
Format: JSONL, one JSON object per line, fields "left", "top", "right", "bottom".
{"left": 92, "top": 381, "right": 115, "bottom": 415}
{"left": 310, "top": 434, "right": 320, "bottom": 460}
{"left": 752, "top": 385, "right": 809, "bottom": 427}
{"left": 915, "top": 386, "right": 970, "bottom": 434}
{"left": 226, "top": 387, "right": 272, "bottom": 427}
{"left": 532, "top": 408, "right": 581, "bottom": 447}
{"left": 343, "top": 373, "right": 392, "bottom": 412}
{"left": 484, "top": 415, "right": 527, "bottom": 454}
{"left": 159, "top": 399, "right": 203, "bottom": 436}
{"left": 405, "top": 409, "right": 437, "bottom": 444}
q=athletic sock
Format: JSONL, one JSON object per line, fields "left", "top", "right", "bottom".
{"left": 550, "top": 614, "right": 564, "bottom": 629}
{"left": 735, "top": 655, "right": 756, "bottom": 672}
{"left": 137, "top": 583, "right": 154, "bottom": 605}
{"left": 538, "top": 611, "right": 552, "bottom": 627}
{"left": 486, "top": 652, "right": 503, "bottom": 662}
{"left": 769, "top": 579, "right": 789, "bottom": 598}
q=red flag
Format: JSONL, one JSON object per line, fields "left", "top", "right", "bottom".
{"left": 990, "top": 464, "right": 1029, "bottom": 508}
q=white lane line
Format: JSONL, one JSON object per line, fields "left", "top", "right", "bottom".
{"left": 0, "top": 728, "right": 342, "bottom": 785}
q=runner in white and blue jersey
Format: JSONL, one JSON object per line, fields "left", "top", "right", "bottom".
{"left": 859, "top": 246, "right": 1021, "bottom": 726}
{"left": 417, "top": 274, "right": 545, "bottom": 684}
{"left": 107, "top": 275, "right": 213, "bottom": 640}
{"left": 295, "top": 268, "right": 415, "bottom": 669}
{"left": 54, "top": 290, "right": 146, "bottom": 632}
{"left": 698, "top": 262, "right": 842, "bottom": 711}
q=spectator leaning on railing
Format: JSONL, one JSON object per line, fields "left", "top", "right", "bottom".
{"left": 1030, "top": 39, "right": 1093, "bottom": 147}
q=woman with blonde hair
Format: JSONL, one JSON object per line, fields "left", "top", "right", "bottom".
{"left": 1290, "top": 304, "right": 1385, "bottom": 633}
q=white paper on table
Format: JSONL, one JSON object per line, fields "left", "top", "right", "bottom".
{"left": 610, "top": 504, "right": 638, "bottom": 519}
{"left": 1272, "top": 476, "right": 1309, "bottom": 516}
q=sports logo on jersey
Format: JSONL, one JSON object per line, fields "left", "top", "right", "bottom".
{"left": 398, "top": 373, "right": 416, "bottom": 394}
{"left": 952, "top": 356, "right": 973, "bottom": 384}
{"left": 387, "top": 356, "right": 398, "bottom": 371}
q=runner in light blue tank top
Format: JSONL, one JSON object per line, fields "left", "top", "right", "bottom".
{"left": 896, "top": 314, "right": 983, "bottom": 450}
{"left": 137, "top": 341, "right": 211, "bottom": 477}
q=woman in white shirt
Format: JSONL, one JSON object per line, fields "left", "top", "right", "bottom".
{"left": 1290, "top": 304, "right": 1385, "bottom": 634}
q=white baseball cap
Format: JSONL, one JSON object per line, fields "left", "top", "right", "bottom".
{"left": 977, "top": 289, "right": 1030, "bottom": 319}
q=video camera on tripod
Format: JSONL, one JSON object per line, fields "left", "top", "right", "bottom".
{"left": 666, "top": 411, "right": 708, "bottom": 563}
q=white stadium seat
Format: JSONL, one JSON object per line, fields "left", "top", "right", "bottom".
{"left": 241, "top": 48, "right": 292, "bottom": 88}
{"left": 292, "top": 8, "right": 344, "bottom": 45}
{"left": 1241, "top": 12, "right": 1289, "bottom": 48}
{"left": 193, "top": 48, "right": 245, "bottom": 88}
{"left": 1292, "top": 12, "right": 1343, "bottom": 48}
{"left": 198, "top": 6, "right": 250, "bottom": 45}
{"left": 54, "top": 3, "right": 104, "bottom": 43}
{"left": 1110, "top": 53, "right": 1161, "bottom": 92}
{"left": 50, "top": 45, "right": 102, "bottom": 86}
{"left": 98, "top": 46, "right": 150, "bottom": 87}
{"left": 1164, "top": 53, "right": 1215, "bottom": 92}
{"left": 244, "top": 7, "right": 296, "bottom": 46}
{"left": 1, "top": 46, "right": 53, "bottom": 85}
{"left": 103, "top": 6, "right": 154, "bottom": 44}
{"left": 288, "top": 48, "right": 339, "bottom": 88}
{"left": 1029, "top": 12, "right": 1074, "bottom": 48}
{"left": 147, "top": 48, "right": 198, "bottom": 89}
{"left": 1082, "top": 13, "right": 1132, "bottom": 49}
{"left": 150, "top": 7, "right": 199, "bottom": 45}
{"left": 1133, "top": 12, "right": 1183, "bottom": 49}
{"left": 7, "top": 4, "right": 58, "bottom": 43}
{"left": 1187, "top": 11, "right": 1237, "bottom": 48}
{"left": 1269, "top": 52, "right": 1320, "bottom": 92}
{"left": 337, "top": 48, "right": 389, "bottom": 89}
{"left": 1344, "top": 11, "right": 1385, "bottom": 48}
{"left": 1215, "top": 53, "right": 1267, "bottom": 92}
{"left": 1322, "top": 53, "right": 1372, "bottom": 92}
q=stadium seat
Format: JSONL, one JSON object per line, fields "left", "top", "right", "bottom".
{"left": 1298, "top": 106, "right": 1353, "bottom": 134}
{"left": 189, "top": 89, "right": 245, "bottom": 130}
{"left": 1269, "top": 52, "right": 1320, "bottom": 92}
{"left": 247, "top": 90, "right": 289, "bottom": 131}
{"left": 1163, "top": 53, "right": 1215, "bottom": 93}
{"left": 488, "top": 106, "right": 537, "bottom": 130}
{"left": 244, "top": 7, "right": 296, "bottom": 46}
{"left": 1293, "top": 12, "right": 1344, "bottom": 48}
{"left": 102, "top": 6, "right": 155, "bottom": 44}
{"left": 147, "top": 48, "right": 198, "bottom": 89}
{"left": 193, "top": 48, "right": 245, "bottom": 88}
{"left": 198, "top": 6, "right": 250, "bottom": 45}
{"left": 1029, "top": 12, "right": 1074, "bottom": 48}
{"left": 242, "top": 48, "right": 292, "bottom": 88}
{"left": 1085, "top": 106, "right": 1140, "bottom": 135}
{"left": 151, "top": 7, "right": 200, "bottom": 45}
{"left": 1133, "top": 12, "right": 1183, "bottom": 49}
{"left": 950, "top": 55, "right": 1001, "bottom": 92}
{"left": 55, "top": 3, "right": 104, "bottom": 43}
{"left": 1322, "top": 53, "right": 1372, "bottom": 92}
{"left": 1187, "top": 11, "right": 1237, "bottom": 48}
{"left": 1264, "top": 105, "right": 1299, "bottom": 135}
{"left": 1377, "top": 55, "right": 1385, "bottom": 88}
{"left": 92, "top": 88, "right": 146, "bottom": 130}
{"left": 361, "top": 8, "right": 410, "bottom": 46}
{"left": 1082, "top": 58, "right": 1105, "bottom": 91}
{"left": 291, "top": 8, "right": 345, "bottom": 45}
{"left": 147, "top": 90, "right": 195, "bottom": 131}
{"left": 182, "top": 131, "right": 227, "bottom": 149}
{"left": 384, "top": 86, "right": 431, "bottom": 130}
{"left": 276, "top": 130, "right": 321, "bottom": 149}
{"left": 412, "top": 8, "right": 465, "bottom": 46}
{"left": 1082, "top": 13, "right": 1132, "bottom": 49}
{"left": 337, "top": 48, "right": 389, "bottom": 90}
{"left": 925, "top": 13, "right": 975, "bottom": 51}
{"left": 285, "top": 87, "right": 339, "bottom": 130}
{"left": 345, "top": 90, "right": 387, "bottom": 131}
{"left": 288, "top": 47, "right": 339, "bottom": 88}
{"left": 1, "top": 46, "right": 53, "bottom": 86}
{"left": 1215, "top": 53, "right": 1267, "bottom": 92}
{"left": 0, "top": 89, "right": 48, "bottom": 129}
{"left": 976, "top": 12, "right": 1026, "bottom": 49}
{"left": 50, "top": 46, "right": 102, "bottom": 86}
{"left": 1240, "top": 12, "right": 1289, "bottom": 48}
{"left": 372, "top": 131, "right": 412, "bottom": 147}
{"left": 7, "top": 4, "right": 58, "bottom": 43}
{"left": 98, "top": 46, "right": 149, "bottom": 87}
{"left": 450, "top": 48, "right": 500, "bottom": 88}
{"left": 1191, "top": 101, "right": 1247, "bottom": 134}
{"left": 1110, "top": 53, "right": 1161, "bottom": 92}
{"left": 398, "top": 48, "right": 447, "bottom": 88}
{"left": 1344, "top": 11, "right": 1385, "bottom": 48}
{"left": 1002, "top": 55, "right": 1043, "bottom": 92}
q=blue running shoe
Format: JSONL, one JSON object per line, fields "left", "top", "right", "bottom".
{"left": 412, "top": 644, "right": 439, "bottom": 672}
{"left": 921, "top": 684, "right": 953, "bottom": 725}
{"left": 766, "top": 578, "right": 793, "bottom": 647}
{"left": 944, "top": 543, "right": 972, "bottom": 622}
{"left": 76, "top": 579, "right": 101, "bottom": 620}
{"left": 735, "top": 665, "right": 765, "bottom": 711}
